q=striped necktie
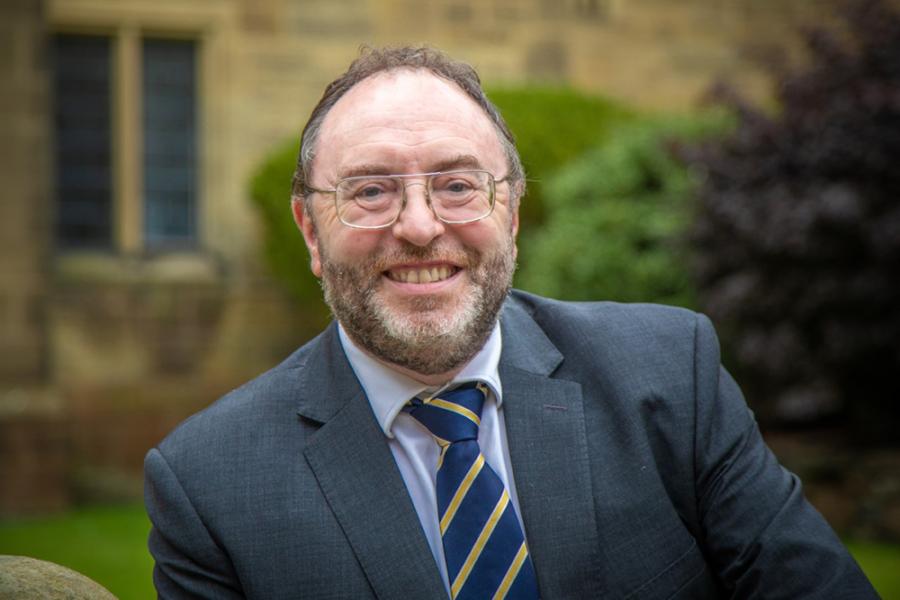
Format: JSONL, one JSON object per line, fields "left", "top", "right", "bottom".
{"left": 406, "top": 382, "right": 539, "bottom": 600}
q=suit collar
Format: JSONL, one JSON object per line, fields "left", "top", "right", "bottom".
{"left": 294, "top": 323, "right": 360, "bottom": 424}
{"left": 498, "top": 295, "right": 564, "bottom": 376}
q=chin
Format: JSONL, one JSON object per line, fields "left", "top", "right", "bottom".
{"left": 380, "top": 304, "right": 473, "bottom": 341}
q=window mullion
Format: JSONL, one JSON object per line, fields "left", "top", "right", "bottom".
{"left": 114, "top": 26, "right": 143, "bottom": 254}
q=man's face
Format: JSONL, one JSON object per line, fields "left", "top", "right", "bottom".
{"left": 294, "top": 69, "right": 519, "bottom": 383}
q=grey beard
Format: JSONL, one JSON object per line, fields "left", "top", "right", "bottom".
{"left": 319, "top": 240, "right": 515, "bottom": 376}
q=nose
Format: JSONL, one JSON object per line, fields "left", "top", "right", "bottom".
{"left": 391, "top": 182, "right": 445, "bottom": 246}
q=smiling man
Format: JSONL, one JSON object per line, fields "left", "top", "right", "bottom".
{"left": 296, "top": 68, "right": 518, "bottom": 384}
{"left": 144, "top": 47, "right": 876, "bottom": 599}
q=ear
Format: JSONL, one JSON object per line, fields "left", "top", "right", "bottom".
{"left": 291, "top": 198, "right": 322, "bottom": 278}
{"left": 510, "top": 198, "right": 520, "bottom": 261}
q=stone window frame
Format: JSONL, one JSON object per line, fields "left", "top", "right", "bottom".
{"left": 48, "top": 1, "right": 227, "bottom": 263}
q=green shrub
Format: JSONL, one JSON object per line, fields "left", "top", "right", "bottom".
{"left": 487, "top": 87, "right": 635, "bottom": 227}
{"left": 516, "top": 115, "right": 727, "bottom": 306}
{"left": 249, "top": 140, "right": 331, "bottom": 333}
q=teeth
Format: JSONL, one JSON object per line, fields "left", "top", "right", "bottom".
{"left": 389, "top": 266, "right": 454, "bottom": 283}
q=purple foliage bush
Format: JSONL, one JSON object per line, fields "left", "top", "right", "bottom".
{"left": 685, "top": 0, "right": 900, "bottom": 444}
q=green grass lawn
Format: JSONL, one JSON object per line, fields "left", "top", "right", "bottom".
{"left": 0, "top": 504, "right": 153, "bottom": 599}
{"left": 1, "top": 503, "right": 898, "bottom": 598}
{"left": 846, "top": 540, "right": 900, "bottom": 599}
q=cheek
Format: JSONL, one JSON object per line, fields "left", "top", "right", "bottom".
{"left": 323, "top": 229, "right": 385, "bottom": 264}
{"left": 456, "top": 217, "right": 514, "bottom": 254}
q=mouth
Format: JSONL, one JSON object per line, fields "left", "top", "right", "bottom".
{"left": 384, "top": 264, "right": 460, "bottom": 284}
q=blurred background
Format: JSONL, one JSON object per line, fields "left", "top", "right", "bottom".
{"left": 1, "top": 0, "right": 898, "bottom": 597}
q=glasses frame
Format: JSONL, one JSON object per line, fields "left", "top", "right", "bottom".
{"left": 303, "top": 169, "right": 509, "bottom": 230}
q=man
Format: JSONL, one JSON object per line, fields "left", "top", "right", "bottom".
{"left": 144, "top": 46, "right": 877, "bottom": 599}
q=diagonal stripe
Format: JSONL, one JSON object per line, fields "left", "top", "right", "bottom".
{"left": 433, "top": 433, "right": 451, "bottom": 448}
{"left": 430, "top": 398, "right": 481, "bottom": 426}
{"left": 450, "top": 490, "right": 510, "bottom": 598}
{"left": 437, "top": 444, "right": 448, "bottom": 471}
{"left": 492, "top": 541, "right": 529, "bottom": 600}
{"left": 440, "top": 453, "right": 484, "bottom": 534}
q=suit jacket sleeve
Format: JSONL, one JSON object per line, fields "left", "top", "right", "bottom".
{"left": 145, "top": 447, "right": 244, "bottom": 599}
{"left": 690, "top": 313, "right": 876, "bottom": 597}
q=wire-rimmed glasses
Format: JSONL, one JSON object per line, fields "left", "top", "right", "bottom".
{"left": 303, "top": 169, "right": 508, "bottom": 229}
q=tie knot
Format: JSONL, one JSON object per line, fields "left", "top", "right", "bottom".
{"left": 406, "top": 382, "right": 486, "bottom": 445}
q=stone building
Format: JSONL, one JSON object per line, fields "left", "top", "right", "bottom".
{"left": 1, "top": 0, "right": 812, "bottom": 514}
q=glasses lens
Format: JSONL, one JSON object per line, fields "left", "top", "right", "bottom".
{"left": 430, "top": 170, "right": 494, "bottom": 223}
{"left": 336, "top": 177, "right": 403, "bottom": 227}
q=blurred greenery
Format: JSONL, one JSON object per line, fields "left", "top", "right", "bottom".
{"left": 486, "top": 87, "right": 636, "bottom": 228}
{"left": 0, "top": 504, "right": 153, "bottom": 599}
{"left": 249, "top": 140, "right": 332, "bottom": 337}
{"left": 0, "top": 504, "right": 897, "bottom": 597}
{"left": 516, "top": 115, "right": 729, "bottom": 307}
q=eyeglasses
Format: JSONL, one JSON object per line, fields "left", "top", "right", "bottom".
{"left": 304, "top": 169, "right": 508, "bottom": 230}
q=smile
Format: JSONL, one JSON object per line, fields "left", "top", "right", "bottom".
{"left": 385, "top": 265, "right": 459, "bottom": 284}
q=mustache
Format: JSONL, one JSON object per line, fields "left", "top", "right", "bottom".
{"left": 371, "top": 242, "right": 475, "bottom": 271}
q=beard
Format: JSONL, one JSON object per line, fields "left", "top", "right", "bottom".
{"left": 317, "top": 234, "right": 516, "bottom": 377}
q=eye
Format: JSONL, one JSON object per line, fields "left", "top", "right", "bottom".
{"left": 341, "top": 177, "right": 398, "bottom": 206}
{"left": 445, "top": 180, "right": 474, "bottom": 193}
{"left": 357, "top": 184, "right": 385, "bottom": 200}
{"left": 433, "top": 174, "right": 478, "bottom": 195}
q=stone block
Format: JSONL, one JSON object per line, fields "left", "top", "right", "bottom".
{"left": 0, "top": 556, "right": 116, "bottom": 600}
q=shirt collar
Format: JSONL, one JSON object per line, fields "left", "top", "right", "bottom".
{"left": 338, "top": 321, "right": 503, "bottom": 439}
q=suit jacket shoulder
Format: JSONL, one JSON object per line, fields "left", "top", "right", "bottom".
{"left": 507, "top": 288, "right": 702, "bottom": 360}
{"left": 499, "top": 289, "right": 876, "bottom": 599}
{"left": 145, "top": 323, "right": 448, "bottom": 599}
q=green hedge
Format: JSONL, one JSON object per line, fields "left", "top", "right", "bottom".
{"left": 487, "top": 87, "right": 635, "bottom": 227}
{"left": 515, "top": 115, "right": 728, "bottom": 307}
{"left": 249, "top": 141, "right": 331, "bottom": 333}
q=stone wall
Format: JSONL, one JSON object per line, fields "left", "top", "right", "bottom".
{"left": 0, "top": 0, "right": 831, "bottom": 515}
{"left": 0, "top": 0, "right": 51, "bottom": 384}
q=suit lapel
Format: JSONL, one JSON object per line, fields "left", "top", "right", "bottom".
{"left": 297, "top": 326, "right": 446, "bottom": 599}
{"left": 500, "top": 300, "right": 604, "bottom": 598}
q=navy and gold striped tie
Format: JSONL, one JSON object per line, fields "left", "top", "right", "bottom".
{"left": 406, "top": 383, "right": 539, "bottom": 599}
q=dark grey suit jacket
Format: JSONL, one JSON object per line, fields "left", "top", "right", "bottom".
{"left": 144, "top": 290, "right": 877, "bottom": 599}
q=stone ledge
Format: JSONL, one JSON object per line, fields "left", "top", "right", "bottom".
{"left": 54, "top": 251, "right": 225, "bottom": 286}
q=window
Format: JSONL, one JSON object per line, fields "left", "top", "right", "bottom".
{"left": 52, "top": 33, "right": 198, "bottom": 252}
{"left": 143, "top": 38, "right": 197, "bottom": 247}
{"left": 53, "top": 34, "right": 113, "bottom": 248}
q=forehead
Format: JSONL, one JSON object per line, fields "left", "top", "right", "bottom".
{"left": 314, "top": 69, "right": 505, "bottom": 176}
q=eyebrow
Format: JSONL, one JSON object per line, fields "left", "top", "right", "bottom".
{"left": 338, "top": 155, "right": 484, "bottom": 179}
